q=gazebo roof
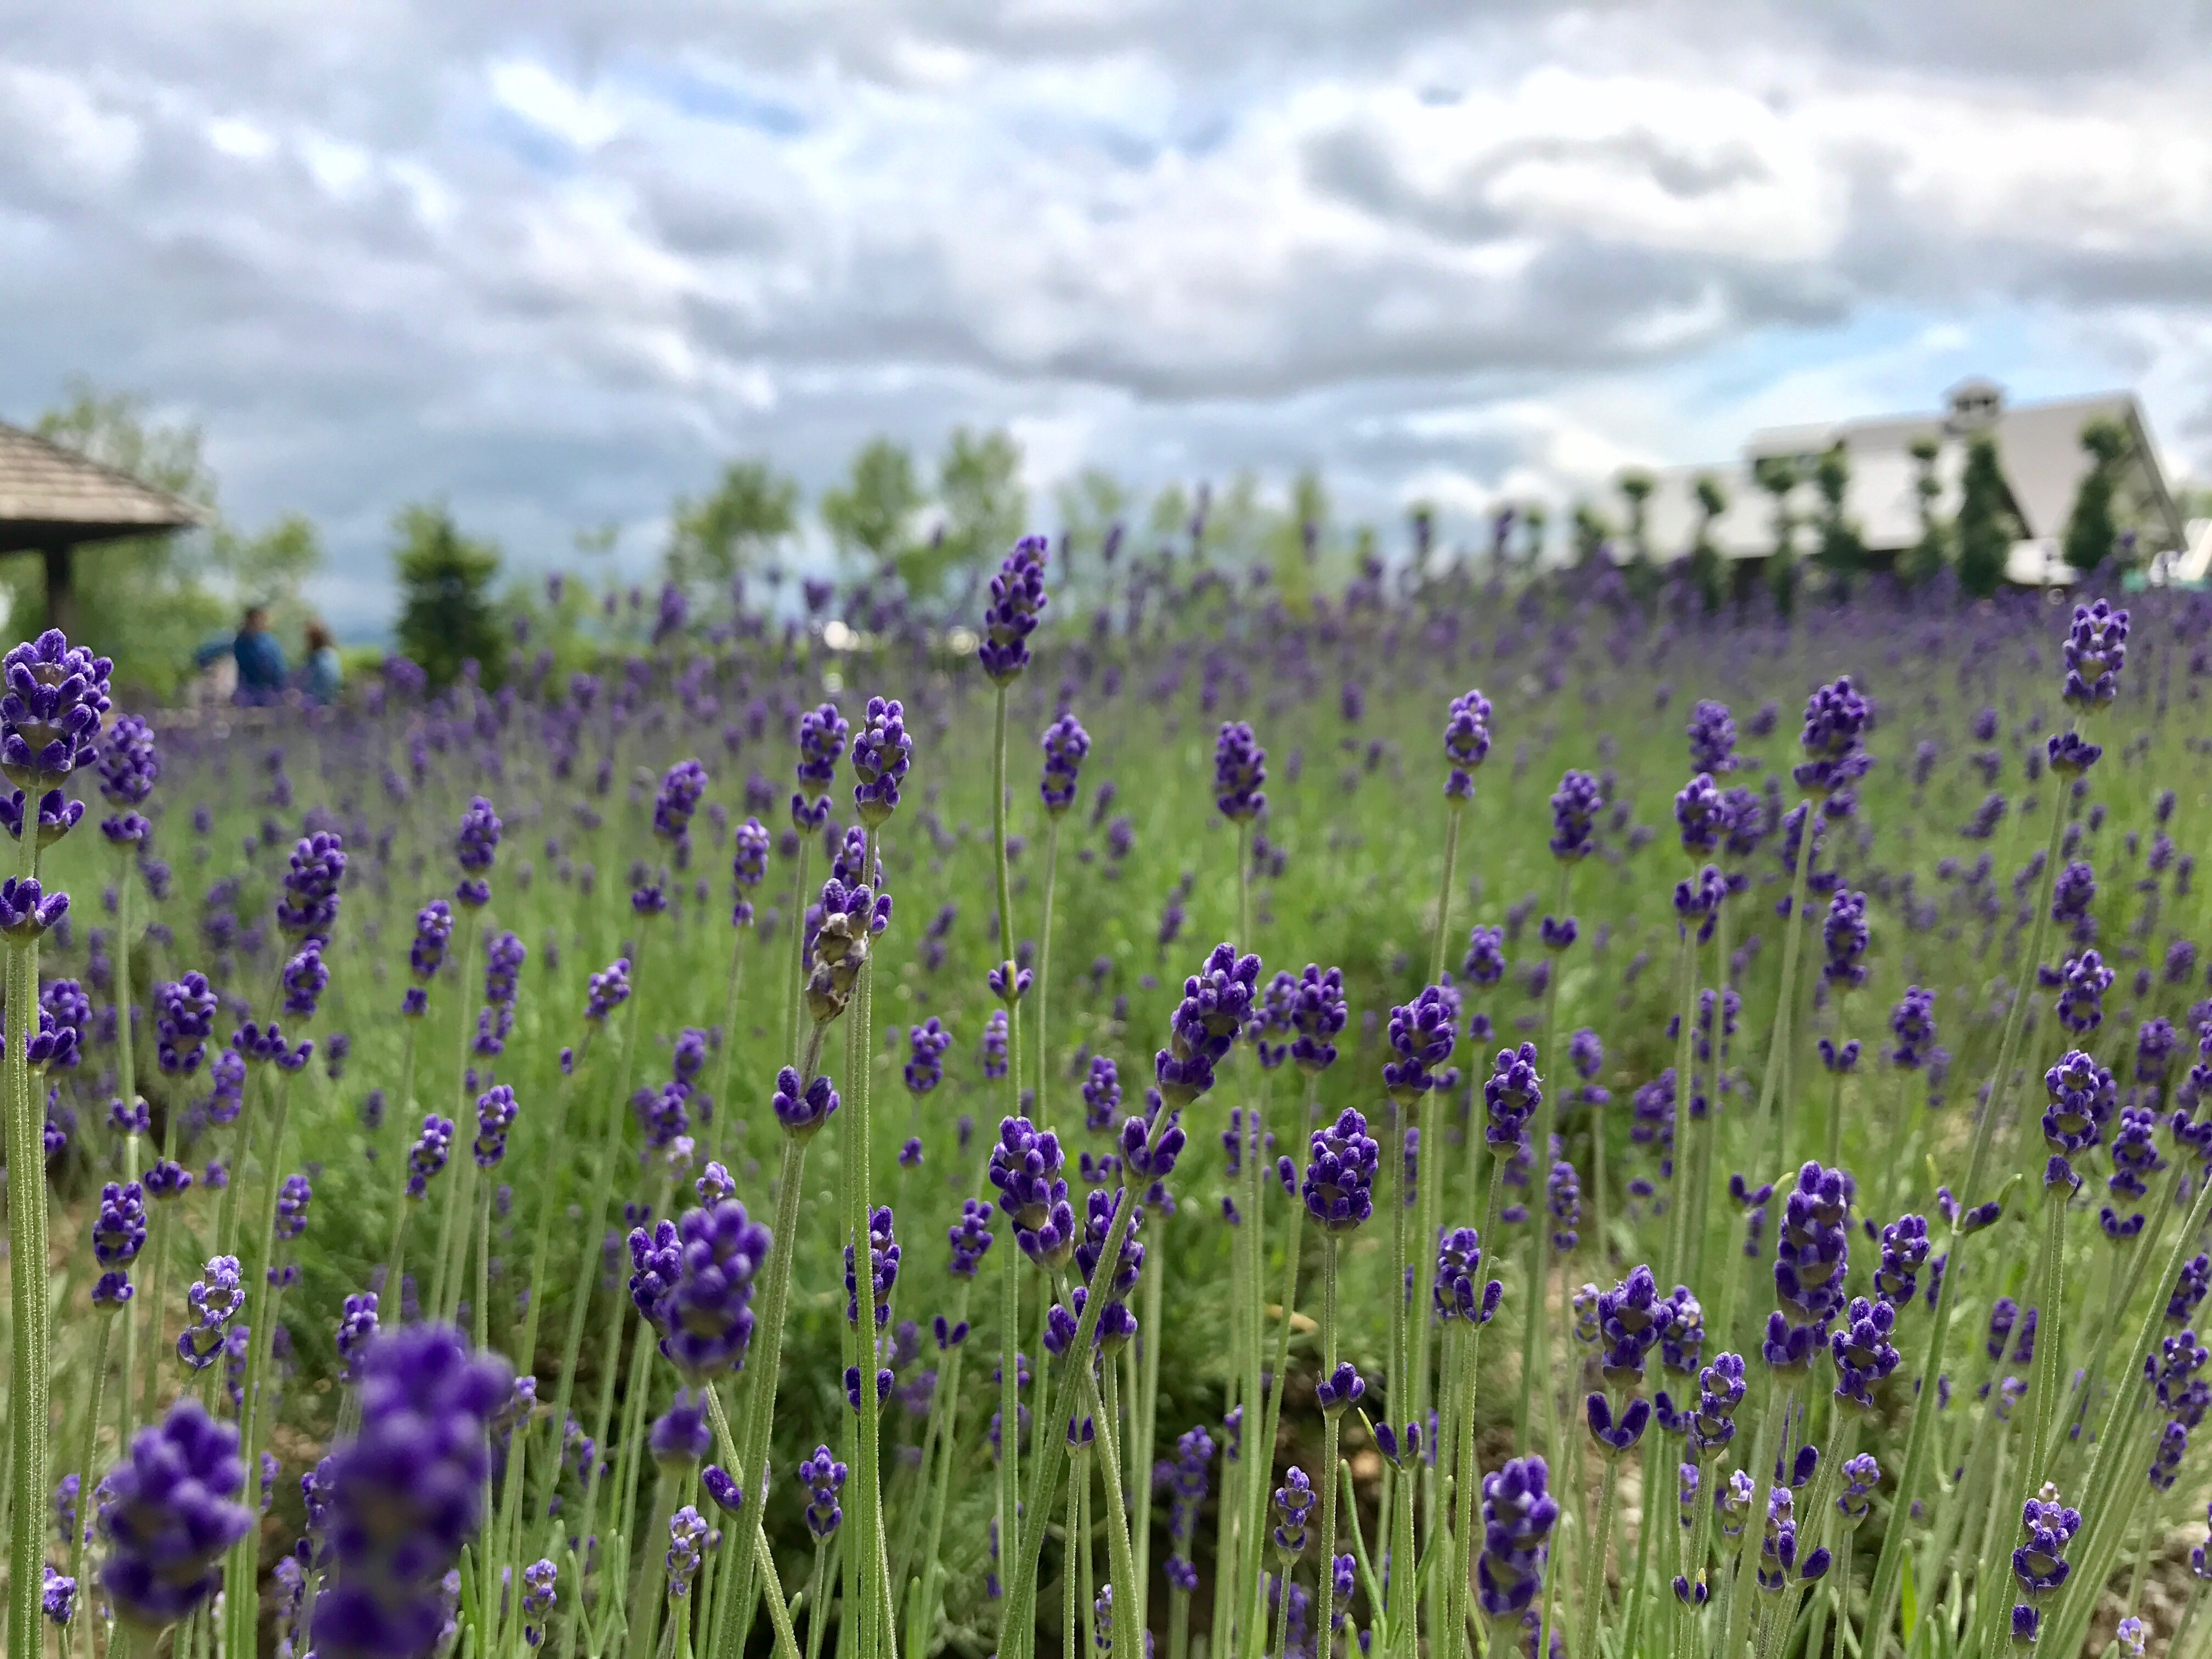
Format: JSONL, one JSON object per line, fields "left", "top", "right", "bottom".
{"left": 0, "top": 420, "right": 206, "bottom": 555}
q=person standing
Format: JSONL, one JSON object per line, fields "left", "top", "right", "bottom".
{"left": 303, "top": 621, "right": 342, "bottom": 704}
{"left": 233, "top": 605, "right": 286, "bottom": 702}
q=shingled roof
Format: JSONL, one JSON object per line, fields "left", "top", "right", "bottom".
{"left": 0, "top": 420, "right": 205, "bottom": 554}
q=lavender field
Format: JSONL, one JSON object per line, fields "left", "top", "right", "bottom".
{"left": 7, "top": 548, "right": 2211, "bottom": 1659}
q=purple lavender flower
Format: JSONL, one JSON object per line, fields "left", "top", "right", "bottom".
{"left": 1795, "top": 676, "right": 1872, "bottom": 798}
{"left": 731, "top": 816, "right": 770, "bottom": 925}
{"left": 1079, "top": 1055, "right": 1121, "bottom": 1132}
{"left": 989, "top": 1117, "right": 1075, "bottom": 1269}
{"left": 2042, "top": 1051, "right": 2115, "bottom": 1156}
{"left": 2051, "top": 860, "right": 2095, "bottom": 926}
{"left": 521, "top": 1559, "right": 558, "bottom": 1647}
{"left": 1463, "top": 926, "right": 1506, "bottom": 988}
{"left": 410, "top": 901, "right": 454, "bottom": 981}
{"left": 1283, "top": 964, "right": 1348, "bottom": 1074}
{"left": 95, "top": 710, "right": 158, "bottom": 811}
{"left": 947, "top": 1198, "right": 994, "bottom": 1278}
{"left": 311, "top": 1324, "right": 510, "bottom": 1659}
{"left": 176, "top": 1255, "right": 244, "bottom": 1372}
{"left": 1443, "top": 689, "right": 1493, "bottom": 801}
{"left": 1483, "top": 1043, "right": 1542, "bottom": 1149}
{"left": 281, "top": 938, "right": 330, "bottom": 1020}
{"left": 335, "top": 1293, "right": 379, "bottom": 1379}
{"left": 1384, "top": 985, "right": 1459, "bottom": 1103}
{"left": 1214, "top": 721, "right": 1267, "bottom": 822}
{"left": 93, "top": 1179, "right": 146, "bottom": 1268}
{"left": 1770, "top": 1161, "right": 1852, "bottom": 1359}
{"left": 979, "top": 537, "right": 1048, "bottom": 684}
{"left": 1435, "top": 1227, "right": 1502, "bottom": 1324}
{"left": 1475, "top": 1457, "right": 1557, "bottom": 1619}
{"left": 1163, "top": 1426, "right": 1214, "bottom": 1589}
{"left": 95, "top": 1398, "right": 251, "bottom": 1632}
{"left": 1689, "top": 1353, "right": 1745, "bottom": 1454}
{"left": 650, "top": 1391, "right": 714, "bottom": 1469}
{"left": 2062, "top": 600, "right": 2128, "bottom": 709}
{"left": 981, "top": 1011, "right": 1009, "bottom": 1081}
{"left": 1549, "top": 770, "right": 1601, "bottom": 860}
{"left": 453, "top": 796, "right": 501, "bottom": 909}
{"left": 1548, "top": 1161, "right": 1581, "bottom": 1252}
{"left": 473, "top": 1085, "right": 518, "bottom": 1167}
{"left": 1888, "top": 987, "right": 1937, "bottom": 1069}
{"left": 276, "top": 832, "right": 346, "bottom": 938}
{"left": 1687, "top": 700, "right": 1739, "bottom": 775}
{"left": 2011, "top": 1486, "right": 2082, "bottom": 1613}
{"left": 1040, "top": 713, "right": 1090, "bottom": 817}
{"left": 900, "top": 1018, "right": 951, "bottom": 1097}
{"left": 1831, "top": 1295, "right": 1901, "bottom": 1407}
{"left": 1271, "top": 1468, "right": 1315, "bottom": 1557}
{"left": 405, "top": 1115, "right": 455, "bottom": 1200}
{"left": 800, "top": 1445, "right": 848, "bottom": 1539}
{"left": 627, "top": 1197, "right": 772, "bottom": 1382}
{"left": 2137, "top": 1018, "right": 2179, "bottom": 1087}
{"left": 1, "top": 629, "right": 111, "bottom": 789}
{"left": 844, "top": 1205, "right": 901, "bottom": 1329}
{"left": 654, "top": 758, "right": 709, "bottom": 844}
{"left": 272, "top": 1173, "right": 312, "bottom": 1243}
{"left": 2047, "top": 730, "right": 2102, "bottom": 777}
{"left": 1821, "top": 889, "right": 1869, "bottom": 990}
{"left": 851, "top": 697, "right": 912, "bottom": 826}
{"left": 585, "top": 957, "right": 632, "bottom": 1022}
{"left": 1301, "top": 1108, "right": 1379, "bottom": 1233}
{"left": 0, "top": 876, "right": 69, "bottom": 940}
{"left": 2052, "top": 951, "right": 2114, "bottom": 1035}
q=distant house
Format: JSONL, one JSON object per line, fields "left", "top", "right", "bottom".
{"left": 1633, "top": 379, "right": 2207, "bottom": 586}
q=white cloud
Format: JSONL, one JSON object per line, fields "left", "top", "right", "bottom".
{"left": 2, "top": 2, "right": 2211, "bottom": 633}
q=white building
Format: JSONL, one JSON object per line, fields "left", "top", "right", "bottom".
{"left": 1633, "top": 379, "right": 2208, "bottom": 585}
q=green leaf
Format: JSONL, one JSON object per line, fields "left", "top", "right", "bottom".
{"left": 1900, "top": 1553, "right": 1917, "bottom": 1646}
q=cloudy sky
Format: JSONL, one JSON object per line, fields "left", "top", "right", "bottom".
{"left": 7, "top": 1, "right": 2212, "bottom": 634}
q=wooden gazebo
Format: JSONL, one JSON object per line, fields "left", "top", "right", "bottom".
{"left": 0, "top": 420, "right": 205, "bottom": 637}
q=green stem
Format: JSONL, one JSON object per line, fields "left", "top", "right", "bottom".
{"left": 1000, "top": 1111, "right": 1170, "bottom": 1659}
{"left": 12, "top": 817, "right": 60, "bottom": 1659}
{"left": 1761, "top": 804, "right": 1815, "bottom": 1177}
{"left": 1576, "top": 1452, "right": 1621, "bottom": 1659}
{"left": 545, "top": 977, "right": 649, "bottom": 1556}
{"left": 1960, "top": 777, "right": 2072, "bottom": 1213}
{"left": 1316, "top": 1242, "right": 1344, "bottom": 1644}
{"left": 725, "top": 1135, "right": 818, "bottom": 1658}
{"left": 429, "top": 911, "right": 481, "bottom": 1324}
{"left": 1036, "top": 817, "right": 1060, "bottom": 1132}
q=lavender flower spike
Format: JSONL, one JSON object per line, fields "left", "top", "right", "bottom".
{"left": 95, "top": 1398, "right": 252, "bottom": 1632}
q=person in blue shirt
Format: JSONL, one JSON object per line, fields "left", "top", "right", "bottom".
{"left": 233, "top": 606, "right": 286, "bottom": 702}
{"left": 302, "top": 621, "right": 342, "bottom": 704}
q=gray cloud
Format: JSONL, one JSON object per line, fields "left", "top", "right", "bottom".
{"left": 3, "top": 0, "right": 2211, "bottom": 635}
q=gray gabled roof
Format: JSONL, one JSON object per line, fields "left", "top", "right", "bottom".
{"left": 0, "top": 421, "right": 205, "bottom": 554}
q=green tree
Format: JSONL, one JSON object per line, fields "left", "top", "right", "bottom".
{"left": 1521, "top": 504, "right": 1548, "bottom": 569}
{"left": 1617, "top": 469, "right": 1658, "bottom": 600}
{"left": 928, "top": 427, "right": 1025, "bottom": 605}
{"left": 666, "top": 459, "right": 799, "bottom": 595}
{"left": 1053, "top": 467, "right": 1131, "bottom": 605}
{"left": 1811, "top": 441, "right": 1866, "bottom": 595}
{"left": 1901, "top": 435, "right": 1948, "bottom": 588}
{"left": 1753, "top": 455, "right": 1801, "bottom": 618}
{"left": 1955, "top": 432, "right": 2016, "bottom": 598}
{"left": 821, "top": 438, "right": 926, "bottom": 591}
{"left": 31, "top": 382, "right": 230, "bottom": 697}
{"left": 2062, "top": 416, "right": 2131, "bottom": 575}
{"left": 1687, "top": 473, "right": 1728, "bottom": 612}
{"left": 392, "top": 503, "right": 503, "bottom": 688}
{"left": 1569, "top": 502, "right": 1610, "bottom": 567}
{"left": 1617, "top": 470, "right": 1655, "bottom": 560}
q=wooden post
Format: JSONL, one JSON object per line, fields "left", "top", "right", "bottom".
{"left": 42, "top": 542, "right": 76, "bottom": 640}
